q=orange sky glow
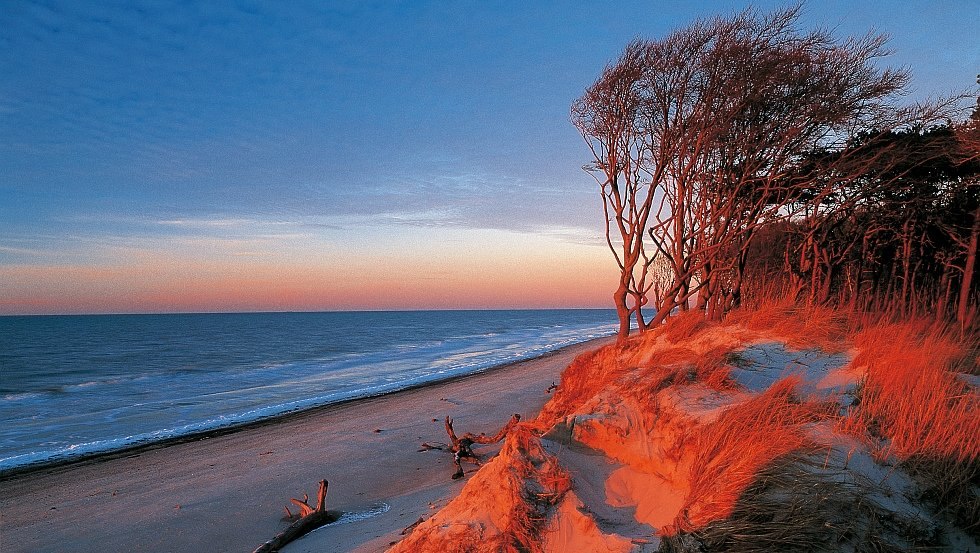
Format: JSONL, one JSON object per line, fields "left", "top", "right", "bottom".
{"left": 0, "top": 228, "right": 618, "bottom": 314}
{"left": 3, "top": 1, "right": 975, "bottom": 315}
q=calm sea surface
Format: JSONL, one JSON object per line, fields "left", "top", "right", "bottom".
{"left": 0, "top": 309, "right": 616, "bottom": 473}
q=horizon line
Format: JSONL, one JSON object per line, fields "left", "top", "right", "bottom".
{"left": 0, "top": 305, "right": 616, "bottom": 318}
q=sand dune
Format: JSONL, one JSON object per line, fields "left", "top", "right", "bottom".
{"left": 394, "top": 309, "right": 978, "bottom": 552}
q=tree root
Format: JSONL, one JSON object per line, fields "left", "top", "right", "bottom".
{"left": 437, "top": 414, "right": 521, "bottom": 479}
{"left": 253, "top": 479, "right": 339, "bottom": 553}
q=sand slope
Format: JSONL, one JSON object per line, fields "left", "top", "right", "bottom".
{"left": 394, "top": 314, "right": 978, "bottom": 552}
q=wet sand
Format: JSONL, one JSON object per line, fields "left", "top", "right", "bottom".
{"left": 0, "top": 337, "right": 609, "bottom": 553}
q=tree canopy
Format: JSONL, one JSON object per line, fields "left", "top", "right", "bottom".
{"left": 573, "top": 6, "right": 977, "bottom": 339}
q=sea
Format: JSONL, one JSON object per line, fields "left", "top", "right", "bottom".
{"left": 0, "top": 309, "right": 617, "bottom": 474}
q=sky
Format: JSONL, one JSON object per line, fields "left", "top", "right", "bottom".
{"left": 1, "top": 1, "right": 978, "bottom": 315}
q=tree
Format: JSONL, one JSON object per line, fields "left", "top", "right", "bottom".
{"left": 953, "top": 75, "right": 980, "bottom": 328}
{"left": 772, "top": 123, "right": 979, "bottom": 320}
{"left": 571, "top": 43, "right": 653, "bottom": 340}
{"left": 573, "top": 6, "right": 914, "bottom": 338}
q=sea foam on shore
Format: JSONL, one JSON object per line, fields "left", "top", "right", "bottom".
{"left": 0, "top": 309, "right": 616, "bottom": 473}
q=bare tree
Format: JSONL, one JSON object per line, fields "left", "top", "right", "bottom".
{"left": 953, "top": 76, "right": 980, "bottom": 328}
{"left": 574, "top": 6, "right": 920, "bottom": 333}
{"left": 572, "top": 43, "right": 653, "bottom": 341}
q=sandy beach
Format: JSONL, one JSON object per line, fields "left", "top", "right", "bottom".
{"left": 0, "top": 337, "right": 611, "bottom": 553}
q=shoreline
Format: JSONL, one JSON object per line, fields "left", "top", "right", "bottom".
{"left": 0, "top": 334, "right": 612, "bottom": 482}
{"left": 0, "top": 335, "right": 612, "bottom": 553}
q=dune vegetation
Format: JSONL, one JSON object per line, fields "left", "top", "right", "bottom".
{"left": 392, "top": 300, "right": 978, "bottom": 552}
{"left": 392, "top": 5, "right": 978, "bottom": 552}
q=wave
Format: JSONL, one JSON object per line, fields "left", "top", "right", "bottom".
{"left": 2, "top": 391, "right": 46, "bottom": 402}
{"left": 0, "top": 320, "right": 615, "bottom": 474}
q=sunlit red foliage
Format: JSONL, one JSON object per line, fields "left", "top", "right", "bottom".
{"left": 850, "top": 321, "right": 979, "bottom": 462}
{"left": 725, "top": 296, "right": 849, "bottom": 351}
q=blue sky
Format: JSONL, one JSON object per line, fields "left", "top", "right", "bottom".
{"left": 1, "top": 1, "right": 978, "bottom": 313}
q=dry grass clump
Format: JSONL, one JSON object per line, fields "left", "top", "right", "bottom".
{"left": 667, "top": 376, "right": 836, "bottom": 533}
{"left": 538, "top": 316, "right": 738, "bottom": 429}
{"left": 725, "top": 301, "right": 979, "bottom": 463}
{"left": 624, "top": 345, "right": 738, "bottom": 406}
{"left": 392, "top": 424, "right": 571, "bottom": 553}
{"left": 536, "top": 344, "right": 626, "bottom": 429}
{"left": 694, "top": 346, "right": 739, "bottom": 391}
{"left": 845, "top": 321, "right": 980, "bottom": 536}
{"left": 660, "top": 458, "right": 940, "bottom": 553}
{"left": 725, "top": 298, "right": 848, "bottom": 351}
{"left": 662, "top": 310, "right": 714, "bottom": 344}
{"left": 851, "top": 321, "right": 979, "bottom": 462}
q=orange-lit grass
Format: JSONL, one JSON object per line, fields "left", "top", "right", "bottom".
{"left": 630, "top": 312, "right": 738, "bottom": 392}
{"left": 625, "top": 345, "right": 739, "bottom": 404}
{"left": 662, "top": 310, "right": 713, "bottom": 344}
{"left": 726, "top": 300, "right": 979, "bottom": 462}
{"left": 849, "top": 321, "right": 979, "bottom": 462}
{"left": 535, "top": 344, "right": 628, "bottom": 429}
{"left": 721, "top": 300, "right": 980, "bottom": 536}
{"left": 725, "top": 296, "right": 848, "bottom": 351}
{"left": 538, "top": 315, "right": 742, "bottom": 430}
{"left": 842, "top": 319, "right": 980, "bottom": 534}
{"left": 695, "top": 345, "right": 740, "bottom": 391}
{"left": 667, "top": 376, "right": 836, "bottom": 534}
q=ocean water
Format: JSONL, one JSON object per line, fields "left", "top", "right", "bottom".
{"left": 0, "top": 309, "right": 616, "bottom": 473}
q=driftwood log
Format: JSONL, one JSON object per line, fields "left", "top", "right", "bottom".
{"left": 253, "top": 479, "right": 339, "bottom": 553}
{"left": 420, "top": 414, "right": 521, "bottom": 479}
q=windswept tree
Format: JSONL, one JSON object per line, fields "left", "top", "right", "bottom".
{"left": 782, "top": 126, "right": 978, "bottom": 313}
{"left": 571, "top": 44, "right": 652, "bottom": 339}
{"left": 573, "top": 6, "right": 922, "bottom": 339}
{"left": 952, "top": 76, "right": 980, "bottom": 327}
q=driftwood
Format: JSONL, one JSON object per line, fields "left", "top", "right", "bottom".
{"left": 400, "top": 516, "right": 425, "bottom": 535}
{"left": 427, "top": 414, "right": 521, "bottom": 479}
{"left": 253, "top": 479, "right": 339, "bottom": 553}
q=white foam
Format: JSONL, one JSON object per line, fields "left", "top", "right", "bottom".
{"left": 0, "top": 319, "right": 616, "bottom": 473}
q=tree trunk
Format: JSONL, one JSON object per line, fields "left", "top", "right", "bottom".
{"left": 634, "top": 294, "right": 648, "bottom": 332}
{"left": 697, "top": 261, "right": 713, "bottom": 311}
{"left": 614, "top": 281, "right": 631, "bottom": 342}
{"left": 900, "top": 221, "right": 913, "bottom": 316}
{"left": 957, "top": 205, "right": 980, "bottom": 328}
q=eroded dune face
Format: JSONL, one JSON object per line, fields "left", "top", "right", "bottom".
{"left": 389, "top": 424, "right": 571, "bottom": 553}
{"left": 393, "top": 308, "right": 979, "bottom": 553}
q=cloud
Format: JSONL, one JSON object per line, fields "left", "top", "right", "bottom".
{"left": 156, "top": 217, "right": 265, "bottom": 228}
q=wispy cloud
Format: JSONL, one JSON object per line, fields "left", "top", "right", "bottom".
{"left": 156, "top": 218, "right": 255, "bottom": 228}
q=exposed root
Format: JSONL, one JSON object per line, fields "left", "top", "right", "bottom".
{"left": 432, "top": 414, "right": 522, "bottom": 479}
